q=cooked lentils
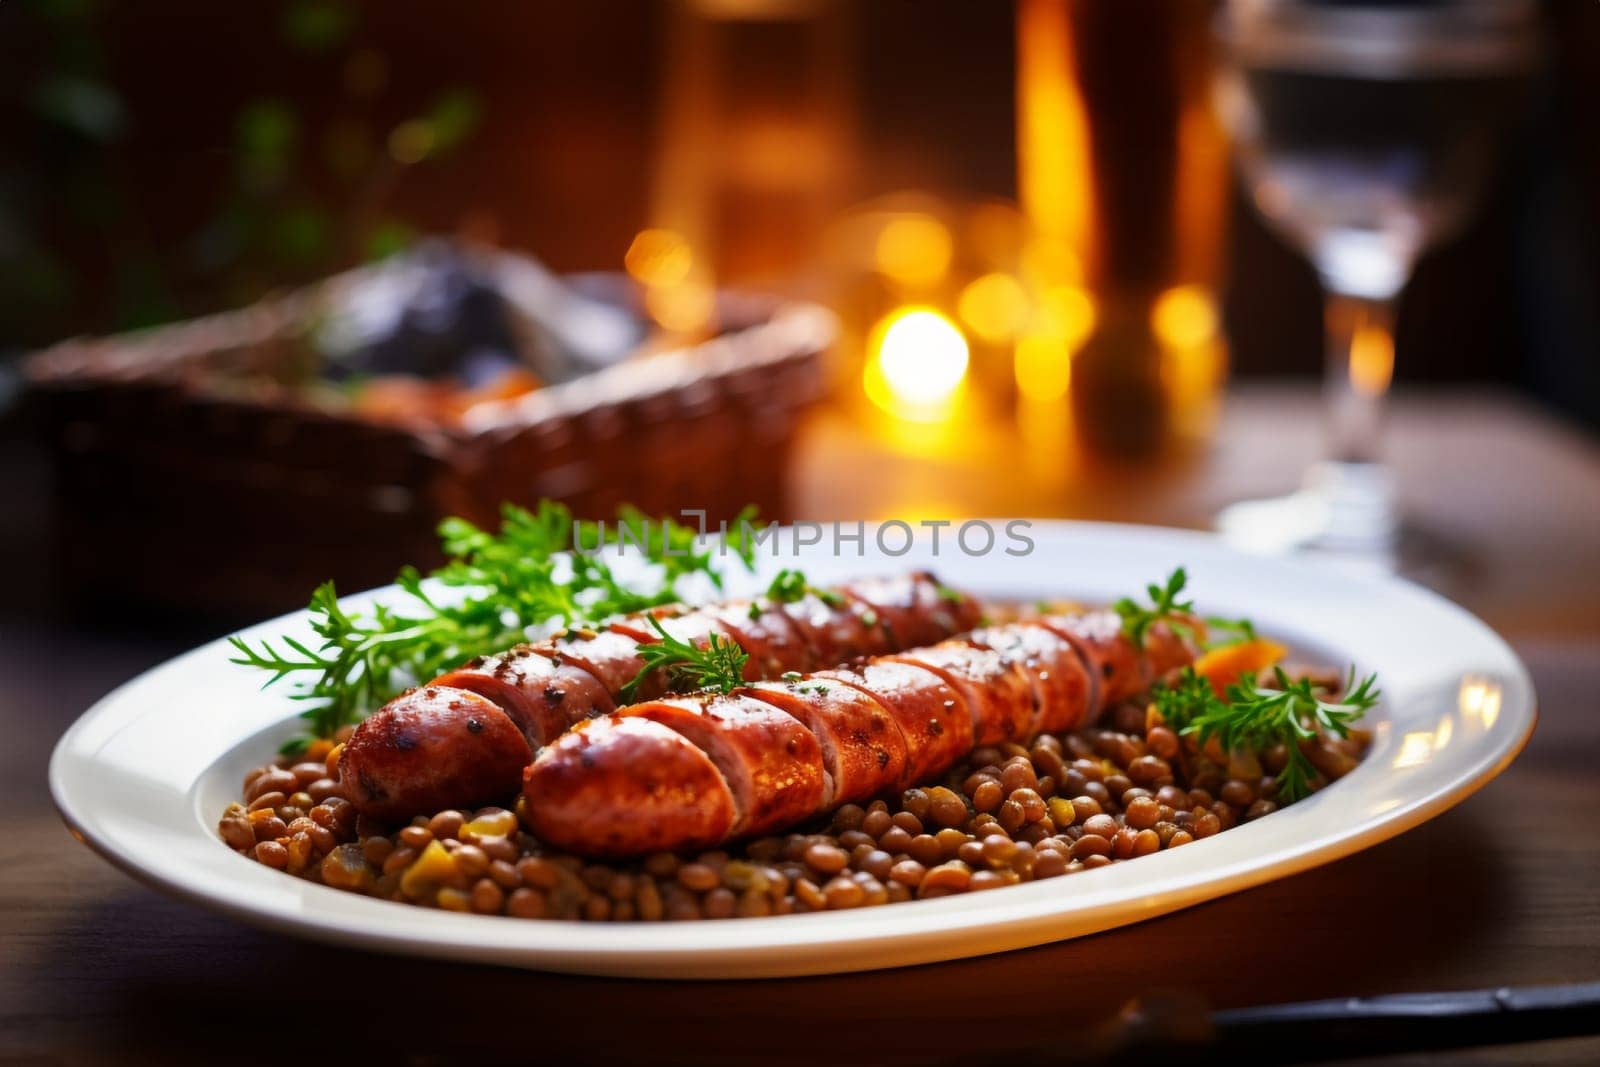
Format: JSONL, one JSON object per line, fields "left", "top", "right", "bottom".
{"left": 221, "top": 697, "right": 1370, "bottom": 920}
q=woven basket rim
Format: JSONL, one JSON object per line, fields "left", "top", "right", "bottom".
{"left": 22, "top": 257, "right": 838, "bottom": 443}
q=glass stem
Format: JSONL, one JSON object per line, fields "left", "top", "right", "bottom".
{"left": 1322, "top": 291, "right": 1396, "bottom": 466}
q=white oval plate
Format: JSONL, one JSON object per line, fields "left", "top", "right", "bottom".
{"left": 51, "top": 522, "right": 1534, "bottom": 978}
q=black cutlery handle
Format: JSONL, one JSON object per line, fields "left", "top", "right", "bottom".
{"left": 1209, "top": 980, "right": 1600, "bottom": 1062}
{"left": 971, "top": 981, "right": 1600, "bottom": 1065}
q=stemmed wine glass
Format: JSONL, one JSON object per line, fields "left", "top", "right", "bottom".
{"left": 1212, "top": 0, "right": 1538, "bottom": 569}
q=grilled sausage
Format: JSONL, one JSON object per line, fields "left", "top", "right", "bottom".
{"left": 620, "top": 694, "right": 827, "bottom": 837}
{"left": 813, "top": 661, "right": 972, "bottom": 787}
{"left": 340, "top": 572, "right": 980, "bottom": 819}
{"left": 338, "top": 687, "right": 532, "bottom": 823}
{"left": 1033, "top": 610, "right": 1190, "bottom": 710}
{"left": 434, "top": 648, "right": 615, "bottom": 747}
{"left": 779, "top": 591, "right": 897, "bottom": 667}
{"left": 966, "top": 623, "right": 1094, "bottom": 734}
{"left": 522, "top": 612, "right": 1198, "bottom": 856}
{"left": 525, "top": 717, "right": 736, "bottom": 856}
{"left": 840, "top": 571, "right": 982, "bottom": 650}
{"left": 742, "top": 678, "right": 910, "bottom": 803}
{"left": 889, "top": 642, "right": 1036, "bottom": 746}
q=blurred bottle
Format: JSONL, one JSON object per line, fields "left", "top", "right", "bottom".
{"left": 642, "top": 0, "right": 859, "bottom": 335}
{"left": 1017, "top": 0, "right": 1229, "bottom": 460}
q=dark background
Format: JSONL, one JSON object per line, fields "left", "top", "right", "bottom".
{"left": 3, "top": 0, "right": 1598, "bottom": 428}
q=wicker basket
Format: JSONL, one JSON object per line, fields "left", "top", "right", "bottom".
{"left": 24, "top": 263, "right": 835, "bottom": 620}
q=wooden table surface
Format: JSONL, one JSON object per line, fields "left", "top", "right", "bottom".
{"left": 3, "top": 386, "right": 1598, "bottom": 1064}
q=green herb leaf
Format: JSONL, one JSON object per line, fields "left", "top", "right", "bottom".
{"left": 229, "top": 500, "right": 769, "bottom": 750}
{"left": 622, "top": 616, "right": 749, "bottom": 700}
{"left": 765, "top": 567, "right": 843, "bottom": 607}
{"left": 1113, "top": 567, "right": 1195, "bottom": 644}
{"left": 1201, "top": 614, "right": 1258, "bottom": 648}
{"left": 1152, "top": 664, "right": 1380, "bottom": 803}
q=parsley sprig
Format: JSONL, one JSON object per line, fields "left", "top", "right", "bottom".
{"left": 622, "top": 615, "right": 750, "bottom": 700}
{"left": 1114, "top": 567, "right": 1195, "bottom": 644}
{"left": 1114, "top": 568, "right": 1263, "bottom": 650}
{"left": 1154, "top": 665, "right": 1380, "bottom": 802}
{"left": 229, "top": 500, "right": 759, "bottom": 754}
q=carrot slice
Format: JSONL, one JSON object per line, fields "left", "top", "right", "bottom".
{"left": 1193, "top": 638, "right": 1289, "bottom": 695}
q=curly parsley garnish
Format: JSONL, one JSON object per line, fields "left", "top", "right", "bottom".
{"left": 622, "top": 615, "right": 749, "bottom": 699}
{"left": 229, "top": 500, "right": 759, "bottom": 754}
{"left": 1154, "top": 665, "right": 1380, "bottom": 802}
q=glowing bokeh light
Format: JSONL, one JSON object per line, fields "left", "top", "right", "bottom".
{"left": 864, "top": 307, "right": 969, "bottom": 420}
{"left": 1014, "top": 333, "right": 1071, "bottom": 402}
{"left": 625, "top": 229, "right": 694, "bottom": 287}
{"left": 644, "top": 279, "right": 714, "bottom": 333}
{"left": 1038, "top": 285, "right": 1096, "bottom": 346}
{"left": 958, "top": 272, "right": 1031, "bottom": 344}
{"left": 1020, "top": 237, "right": 1083, "bottom": 288}
{"left": 1151, "top": 285, "right": 1219, "bottom": 349}
{"left": 1017, "top": 0, "right": 1093, "bottom": 266}
{"left": 875, "top": 216, "right": 953, "bottom": 288}
{"left": 1349, "top": 316, "right": 1395, "bottom": 397}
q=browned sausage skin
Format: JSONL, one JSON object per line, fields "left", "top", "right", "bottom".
{"left": 840, "top": 572, "right": 983, "bottom": 650}
{"left": 522, "top": 717, "right": 736, "bottom": 856}
{"left": 1036, "top": 610, "right": 1147, "bottom": 709}
{"left": 338, "top": 687, "right": 532, "bottom": 823}
{"left": 814, "top": 661, "right": 972, "bottom": 787}
{"left": 889, "top": 642, "right": 1036, "bottom": 746}
{"left": 741, "top": 677, "right": 909, "bottom": 804}
{"left": 341, "top": 573, "right": 981, "bottom": 820}
{"left": 435, "top": 648, "right": 615, "bottom": 747}
{"left": 618, "top": 694, "right": 827, "bottom": 838}
{"left": 522, "top": 614, "right": 1197, "bottom": 856}
{"left": 967, "top": 624, "right": 1093, "bottom": 734}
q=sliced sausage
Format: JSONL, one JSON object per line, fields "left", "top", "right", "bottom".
{"left": 741, "top": 678, "right": 909, "bottom": 805}
{"left": 841, "top": 571, "right": 983, "bottom": 649}
{"left": 620, "top": 694, "right": 827, "bottom": 837}
{"left": 541, "top": 627, "right": 649, "bottom": 693}
{"left": 338, "top": 687, "right": 531, "bottom": 823}
{"left": 521, "top": 615, "right": 1198, "bottom": 856}
{"left": 815, "top": 661, "right": 972, "bottom": 787}
{"left": 708, "top": 602, "right": 812, "bottom": 678}
{"left": 1037, "top": 611, "right": 1149, "bottom": 711}
{"left": 890, "top": 642, "right": 1036, "bottom": 746}
{"left": 343, "top": 575, "right": 987, "bottom": 822}
{"left": 781, "top": 592, "right": 898, "bottom": 667}
{"left": 522, "top": 717, "right": 735, "bottom": 857}
{"left": 968, "top": 624, "right": 1094, "bottom": 734}
{"left": 435, "top": 646, "right": 614, "bottom": 746}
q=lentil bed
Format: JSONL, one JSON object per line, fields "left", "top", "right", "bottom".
{"left": 219, "top": 695, "right": 1370, "bottom": 920}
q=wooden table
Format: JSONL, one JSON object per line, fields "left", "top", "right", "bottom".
{"left": 3, "top": 386, "right": 1598, "bottom": 1064}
